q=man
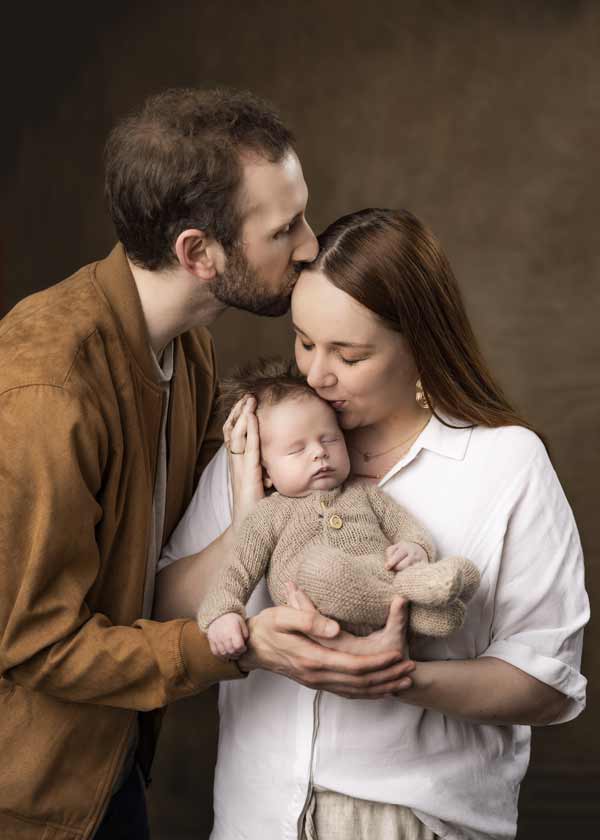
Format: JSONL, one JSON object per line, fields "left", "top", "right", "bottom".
{"left": 0, "top": 88, "right": 413, "bottom": 839}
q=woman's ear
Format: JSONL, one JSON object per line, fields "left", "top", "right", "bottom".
{"left": 174, "top": 229, "right": 226, "bottom": 280}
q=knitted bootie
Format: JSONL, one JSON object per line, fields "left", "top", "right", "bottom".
{"left": 294, "top": 546, "right": 480, "bottom": 638}
{"left": 410, "top": 600, "right": 466, "bottom": 638}
{"left": 393, "top": 556, "right": 480, "bottom": 608}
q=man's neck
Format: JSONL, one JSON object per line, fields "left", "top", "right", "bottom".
{"left": 128, "top": 258, "right": 227, "bottom": 355}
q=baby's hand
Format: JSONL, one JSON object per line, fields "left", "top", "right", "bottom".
{"left": 385, "top": 541, "right": 428, "bottom": 573}
{"left": 207, "top": 613, "right": 249, "bottom": 660}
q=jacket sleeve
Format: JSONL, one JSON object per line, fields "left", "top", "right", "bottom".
{"left": 364, "top": 484, "right": 437, "bottom": 562}
{"left": 197, "top": 502, "right": 277, "bottom": 630}
{"left": 0, "top": 385, "right": 241, "bottom": 712}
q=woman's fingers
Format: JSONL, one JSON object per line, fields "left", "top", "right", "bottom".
{"left": 244, "top": 407, "right": 260, "bottom": 465}
{"left": 223, "top": 396, "right": 248, "bottom": 445}
{"left": 228, "top": 395, "right": 258, "bottom": 456}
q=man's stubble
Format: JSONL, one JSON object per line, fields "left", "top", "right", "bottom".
{"left": 210, "top": 242, "right": 299, "bottom": 317}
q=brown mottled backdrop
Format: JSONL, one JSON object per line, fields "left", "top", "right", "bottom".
{"left": 3, "top": 1, "right": 599, "bottom": 837}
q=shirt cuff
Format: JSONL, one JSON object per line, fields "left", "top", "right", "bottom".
{"left": 180, "top": 620, "right": 248, "bottom": 689}
{"left": 479, "top": 639, "right": 587, "bottom": 724}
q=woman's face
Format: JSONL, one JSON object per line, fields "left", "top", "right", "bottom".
{"left": 291, "top": 269, "right": 419, "bottom": 431}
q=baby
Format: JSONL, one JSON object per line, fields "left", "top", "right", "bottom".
{"left": 198, "top": 360, "right": 480, "bottom": 659}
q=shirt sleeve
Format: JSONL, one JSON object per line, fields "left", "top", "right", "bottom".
{"left": 158, "top": 444, "right": 232, "bottom": 570}
{"left": 479, "top": 437, "right": 589, "bottom": 724}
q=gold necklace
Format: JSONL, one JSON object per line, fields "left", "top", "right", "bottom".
{"left": 348, "top": 415, "right": 430, "bottom": 463}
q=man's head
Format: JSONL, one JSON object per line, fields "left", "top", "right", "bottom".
{"left": 221, "top": 358, "right": 351, "bottom": 496}
{"left": 105, "top": 88, "right": 317, "bottom": 315}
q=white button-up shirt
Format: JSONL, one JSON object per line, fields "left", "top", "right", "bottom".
{"left": 159, "top": 415, "right": 589, "bottom": 840}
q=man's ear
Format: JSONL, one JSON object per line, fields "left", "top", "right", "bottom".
{"left": 174, "top": 229, "right": 226, "bottom": 281}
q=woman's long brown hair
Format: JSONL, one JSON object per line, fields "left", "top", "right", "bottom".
{"left": 312, "top": 208, "right": 535, "bottom": 432}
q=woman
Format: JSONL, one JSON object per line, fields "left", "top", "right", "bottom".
{"left": 157, "top": 208, "right": 588, "bottom": 840}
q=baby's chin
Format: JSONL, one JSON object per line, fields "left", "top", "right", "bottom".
{"left": 306, "top": 472, "right": 343, "bottom": 491}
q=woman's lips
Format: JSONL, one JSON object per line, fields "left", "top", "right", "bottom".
{"left": 328, "top": 400, "right": 346, "bottom": 411}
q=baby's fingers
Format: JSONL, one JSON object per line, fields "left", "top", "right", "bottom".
{"left": 393, "top": 556, "right": 421, "bottom": 572}
{"left": 385, "top": 547, "right": 409, "bottom": 570}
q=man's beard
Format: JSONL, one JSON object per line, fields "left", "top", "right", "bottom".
{"left": 210, "top": 242, "right": 299, "bottom": 317}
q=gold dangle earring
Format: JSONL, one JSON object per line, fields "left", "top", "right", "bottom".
{"left": 415, "top": 378, "right": 429, "bottom": 410}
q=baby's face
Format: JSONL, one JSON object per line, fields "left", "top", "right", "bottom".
{"left": 258, "top": 395, "right": 351, "bottom": 497}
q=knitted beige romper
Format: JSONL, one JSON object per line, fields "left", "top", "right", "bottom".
{"left": 198, "top": 483, "right": 479, "bottom": 637}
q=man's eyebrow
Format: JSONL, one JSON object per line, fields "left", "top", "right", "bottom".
{"left": 292, "top": 324, "right": 374, "bottom": 350}
{"left": 270, "top": 211, "right": 302, "bottom": 235}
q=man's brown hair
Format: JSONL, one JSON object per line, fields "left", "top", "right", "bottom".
{"left": 219, "top": 357, "right": 316, "bottom": 419}
{"left": 104, "top": 88, "right": 294, "bottom": 270}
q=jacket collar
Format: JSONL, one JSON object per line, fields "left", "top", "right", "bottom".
{"left": 92, "top": 243, "right": 168, "bottom": 386}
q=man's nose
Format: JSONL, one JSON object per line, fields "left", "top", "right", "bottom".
{"left": 292, "top": 221, "right": 319, "bottom": 263}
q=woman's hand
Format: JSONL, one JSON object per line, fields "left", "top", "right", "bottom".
{"left": 223, "top": 395, "right": 265, "bottom": 529}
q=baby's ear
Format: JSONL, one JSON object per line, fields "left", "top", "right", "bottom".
{"left": 262, "top": 465, "right": 273, "bottom": 489}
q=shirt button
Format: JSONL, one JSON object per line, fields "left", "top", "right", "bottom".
{"left": 329, "top": 514, "right": 343, "bottom": 529}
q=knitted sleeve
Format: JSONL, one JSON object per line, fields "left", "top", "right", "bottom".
{"left": 363, "top": 484, "right": 437, "bottom": 563}
{"left": 197, "top": 499, "right": 279, "bottom": 630}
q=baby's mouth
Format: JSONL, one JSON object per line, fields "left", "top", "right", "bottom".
{"left": 313, "top": 466, "right": 334, "bottom": 477}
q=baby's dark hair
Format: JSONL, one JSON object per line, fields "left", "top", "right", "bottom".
{"left": 219, "top": 357, "right": 318, "bottom": 419}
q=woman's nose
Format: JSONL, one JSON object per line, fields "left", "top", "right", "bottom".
{"left": 306, "top": 359, "right": 336, "bottom": 390}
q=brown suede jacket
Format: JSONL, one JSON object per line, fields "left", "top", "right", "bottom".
{"left": 0, "top": 245, "right": 242, "bottom": 839}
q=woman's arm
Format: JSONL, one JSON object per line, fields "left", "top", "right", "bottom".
{"left": 154, "top": 528, "right": 234, "bottom": 621}
{"left": 398, "top": 656, "right": 570, "bottom": 726}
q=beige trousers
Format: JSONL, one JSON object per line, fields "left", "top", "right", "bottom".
{"left": 301, "top": 787, "right": 436, "bottom": 840}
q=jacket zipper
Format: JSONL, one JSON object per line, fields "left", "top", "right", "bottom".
{"left": 297, "top": 689, "right": 322, "bottom": 838}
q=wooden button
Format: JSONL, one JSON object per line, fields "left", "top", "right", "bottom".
{"left": 329, "top": 514, "right": 343, "bottom": 529}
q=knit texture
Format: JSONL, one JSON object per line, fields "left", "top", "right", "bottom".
{"left": 197, "top": 483, "right": 480, "bottom": 638}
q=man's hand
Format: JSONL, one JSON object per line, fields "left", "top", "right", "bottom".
{"left": 384, "top": 540, "right": 428, "bottom": 573}
{"left": 238, "top": 583, "right": 414, "bottom": 699}
{"left": 207, "top": 612, "right": 249, "bottom": 659}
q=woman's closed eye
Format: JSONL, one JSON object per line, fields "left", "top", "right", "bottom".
{"left": 339, "top": 353, "right": 368, "bottom": 366}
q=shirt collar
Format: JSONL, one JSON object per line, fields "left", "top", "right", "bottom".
{"left": 378, "top": 413, "right": 473, "bottom": 486}
{"left": 417, "top": 412, "right": 473, "bottom": 461}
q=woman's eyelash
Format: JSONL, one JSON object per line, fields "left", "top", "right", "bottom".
{"left": 298, "top": 338, "right": 365, "bottom": 365}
